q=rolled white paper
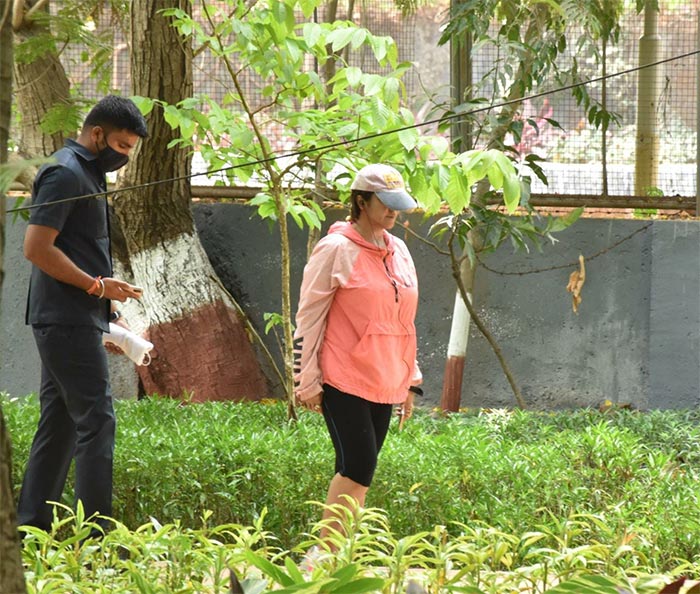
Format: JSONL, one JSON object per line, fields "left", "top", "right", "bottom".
{"left": 103, "top": 322, "right": 154, "bottom": 366}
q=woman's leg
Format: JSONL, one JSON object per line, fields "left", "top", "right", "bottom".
{"left": 320, "top": 473, "right": 369, "bottom": 539}
{"left": 319, "top": 385, "right": 392, "bottom": 542}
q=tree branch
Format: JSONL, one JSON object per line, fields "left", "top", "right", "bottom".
{"left": 448, "top": 227, "right": 526, "bottom": 409}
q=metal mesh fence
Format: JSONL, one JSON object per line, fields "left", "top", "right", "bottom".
{"left": 59, "top": 2, "right": 698, "bottom": 199}
{"left": 507, "top": 5, "right": 698, "bottom": 198}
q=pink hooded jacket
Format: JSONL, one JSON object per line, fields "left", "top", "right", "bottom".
{"left": 293, "top": 221, "right": 422, "bottom": 404}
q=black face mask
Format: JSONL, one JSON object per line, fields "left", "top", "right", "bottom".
{"left": 95, "top": 138, "right": 129, "bottom": 173}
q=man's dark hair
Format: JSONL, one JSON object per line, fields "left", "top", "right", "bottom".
{"left": 84, "top": 95, "right": 148, "bottom": 138}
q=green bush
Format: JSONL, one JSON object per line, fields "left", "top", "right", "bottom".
{"left": 5, "top": 397, "right": 700, "bottom": 571}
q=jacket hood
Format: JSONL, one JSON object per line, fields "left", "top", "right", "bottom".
{"left": 328, "top": 220, "right": 393, "bottom": 252}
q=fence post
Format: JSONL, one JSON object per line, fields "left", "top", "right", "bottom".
{"left": 696, "top": 10, "right": 700, "bottom": 214}
{"left": 635, "top": 0, "right": 662, "bottom": 196}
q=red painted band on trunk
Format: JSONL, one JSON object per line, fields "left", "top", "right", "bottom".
{"left": 440, "top": 355, "right": 466, "bottom": 412}
{"left": 138, "top": 300, "right": 270, "bottom": 402}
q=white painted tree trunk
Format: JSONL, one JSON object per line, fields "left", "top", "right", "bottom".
{"left": 111, "top": 0, "right": 271, "bottom": 402}
{"left": 115, "top": 232, "right": 270, "bottom": 401}
{"left": 440, "top": 271, "right": 473, "bottom": 412}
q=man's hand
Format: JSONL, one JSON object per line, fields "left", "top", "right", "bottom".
{"left": 102, "top": 278, "right": 143, "bottom": 302}
{"left": 104, "top": 312, "right": 130, "bottom": 355}
{"left": 24, "top": 225, "right": 144, "bottom": 302}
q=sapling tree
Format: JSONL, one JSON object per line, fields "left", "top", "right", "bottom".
{"left": 154, "top": 0, "right": 413, "bottom": 415}
{"left": 430, "top": 0, "right": 656, "bottom": 408}
{"left": 155, "top": 0, "right": 583, "bottom": 413}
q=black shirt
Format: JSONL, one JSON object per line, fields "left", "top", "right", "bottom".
{"left": 25, "top": 139, "right": 112, "bottom": 330}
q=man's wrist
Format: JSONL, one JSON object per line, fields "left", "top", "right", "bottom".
{"left": 86, "top": 276, "right": 102, "bottom": 295}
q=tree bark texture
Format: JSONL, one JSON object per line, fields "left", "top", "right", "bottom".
{"left": 0, "top": 407, "right": 27, "bottom": 593}
{"left": 1, "top": 1, "right": 27, "bottom": 589}
{"left": 1, "top": 0, "right": 11, "bottom": 289}
{"left": 12, "top": 0, "right": 69, "bottom": 158}
{"left": 115, "top": 0, "right": 269, "bottom": 401}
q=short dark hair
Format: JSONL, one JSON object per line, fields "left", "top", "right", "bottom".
{"left": 84, "top": 95, "right": 148, "bottom": 138}
{"left": 349, "top": 190, "right": 374, "bottom": 222}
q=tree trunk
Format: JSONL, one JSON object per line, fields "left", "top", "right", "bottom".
{"left": 115, "top": 0, "right": 270, "bottom": 402}
{"left": 0, "top": 407, "right": 27, "bottom": 593}
{"left": 0, "top": 0, "right": 10, "bottom": 289}
{"left": 440, "top": 256, "right": 474, "bottom": 412}
{"left": 440, "top": 8, "right": 545, "bottom": 411}
{"left": 12, "top": 0, "right": 69, "bottom": 157}
{"left": 1, "top": 0, "right": 27, "bottom": 589}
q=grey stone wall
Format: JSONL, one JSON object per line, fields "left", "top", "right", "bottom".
{"left": 2, "top": 201, "right": 699, "bottom": 410}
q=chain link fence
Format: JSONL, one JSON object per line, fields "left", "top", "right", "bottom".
{"left": 60, "top": 1, "right": 698, "bottom": 200}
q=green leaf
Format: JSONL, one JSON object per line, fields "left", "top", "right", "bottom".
{"left": 363, "top": 74, "right": 384, "bottom": 96}
{"left": 163, "top": 105, "right": 181, "bottom": 129}
{"left": 384, "top": 77, "right": 400, "bottom": 105}
{"left": 398, "top": 128, "right": 419, "bottom": 151}
{"left": 331, "top": 577, "right": 387, "bottom": 594}
{"left": 289, "top": 206, "right": 304, "bottom": 230}
{"left": 369, "top": 35, "right": 388, "bottom": 62}
{"left": 430, "top": 136, "right": 449, "bottom": 158}
{"left": 545, "top": 575, "right": 629, "bottom": 594}
{"left": 327, "top": 27, "right": 355, "bottom": 52}
{"left": 350, "top": 28, "right": 367, "bottom": 49}
{"left": 487, "top": 163, "right": 504, "bottom": 190}
{"left": 244, "top": 550, "right": 294, "bottom": 587}
{"left": 329, "top": 564, "right": 358, "bottom": 584}
{"left": 345, "top": 67, "right": 362, "bottom": 87}
{"left": 548, "top": 206, "right": 583, "bottom": 232}
{"left": 131, "top": 95, "right": 155, "bottom": 116}
{"left": 179, "top": 116, "right": 196, "bottom": 140}
{"left": 297, "top": 0, "right": 317, "bottom": 19}
{"left": 502, "top": 173, "right": 521, "bottom": 214}
{"left": 445, "top": 171, "right": 471, "bottom": 213}
{"left": 302, "top": 22, "right": 322, "bottom": 48}
{"left": 283, "top": 555, "right": 304, "bottom": 582}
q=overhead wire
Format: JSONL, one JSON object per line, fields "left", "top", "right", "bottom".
{"left": 5, "top": 48, "right": 700, "bottom": 215}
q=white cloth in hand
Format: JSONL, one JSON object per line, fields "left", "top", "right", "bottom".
{"left": 103, "top": 322, "right": 154, "bottom": 366}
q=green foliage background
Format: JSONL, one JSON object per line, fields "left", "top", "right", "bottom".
{"left": 5, "top": 397, "right": 700, "bottom": 571}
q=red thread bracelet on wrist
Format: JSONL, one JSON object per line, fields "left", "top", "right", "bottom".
{"left": 86, "top": 276, "right": 102, "bottom": 296}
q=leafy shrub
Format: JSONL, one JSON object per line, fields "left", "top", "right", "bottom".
{"left": 15, "top": 502, "right": 700, "bottom": 594}
{"left": 5, "top": 397, "right": 700, "bottom": 571}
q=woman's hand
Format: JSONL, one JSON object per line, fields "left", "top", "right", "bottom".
{"left": 300, "top": 392, "right": 323, "bottom": 414}
{"left": 396, "top": 391, "right": 415, "bottom": 429}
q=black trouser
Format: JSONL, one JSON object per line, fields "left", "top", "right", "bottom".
{"left": 321, "top": 383, "right": 393, "bottom": 487}
{"left": 17, "top": 325, "right": 115, "bottom": 532}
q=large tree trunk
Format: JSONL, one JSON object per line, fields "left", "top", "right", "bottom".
{"left": 1, "top": 0, "right": 27, "bottom": 589}
{"left": 12, "top": 0, "right": 69, "bottom": 157}
{"left": 0, "top": 408, "right": 26, "bottom": 593}
{"left": 114, "top": 0, "right": 270, "bottom": 401}
{"left": 0, "top": 0, "right": 10, "bottom": 288}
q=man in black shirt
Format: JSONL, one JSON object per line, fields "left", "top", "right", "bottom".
{"left": 18, "top": 95, "right": 148, "bottom": 534}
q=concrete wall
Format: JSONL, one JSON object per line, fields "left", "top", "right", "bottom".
{"left": 2, "top": 202, "right": 699, "bottom": 410}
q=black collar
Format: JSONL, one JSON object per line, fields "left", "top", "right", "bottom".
{"left": 65, "top": 138, "right": 98, "bottom": 162}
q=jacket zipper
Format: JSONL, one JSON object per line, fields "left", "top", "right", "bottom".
{"left": 383, "top": 255, "right": 399, "bottom": 303}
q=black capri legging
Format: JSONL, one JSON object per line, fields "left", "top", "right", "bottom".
{"left": 321, "top": 383, "right": 394, "bottom": 487}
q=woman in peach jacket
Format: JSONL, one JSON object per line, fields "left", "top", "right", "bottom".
{"left": 293, "top": 164, "right": 422, "bottom": 550}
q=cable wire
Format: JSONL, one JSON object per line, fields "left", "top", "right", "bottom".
{"left": 6, "top": 48, "right": 699, "bottom": 214}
